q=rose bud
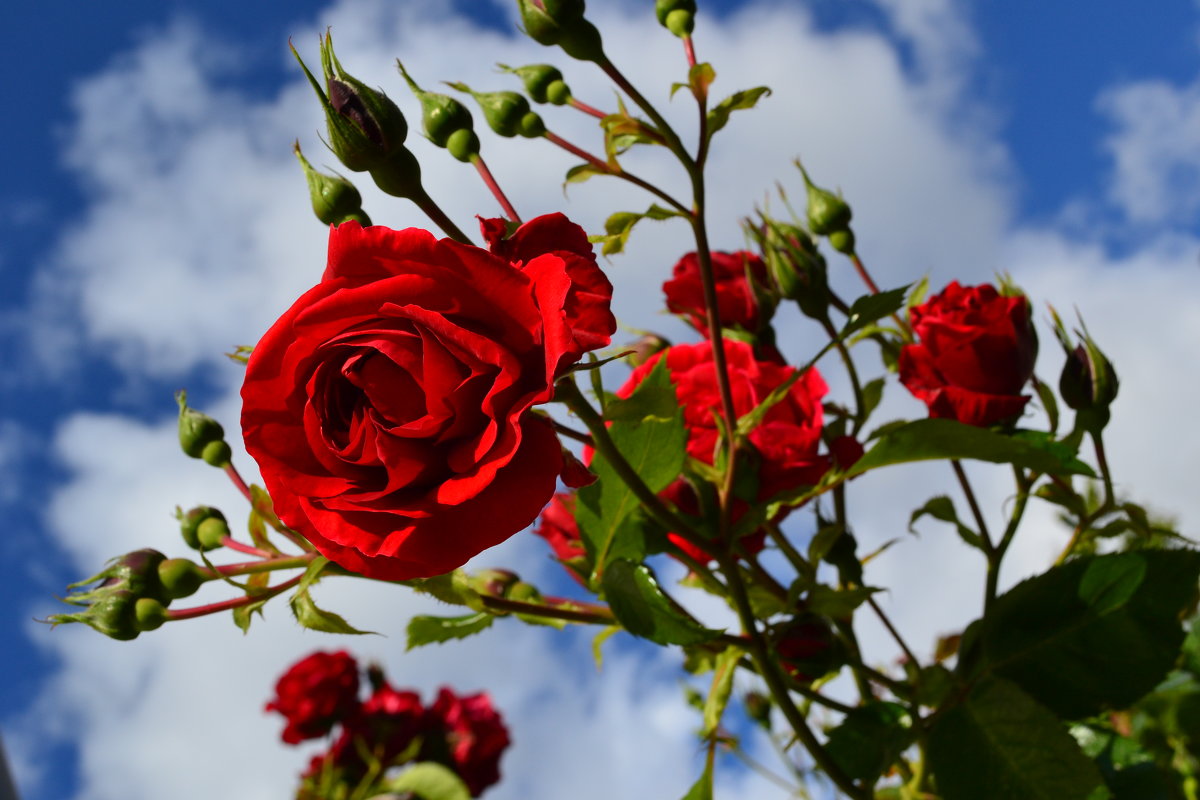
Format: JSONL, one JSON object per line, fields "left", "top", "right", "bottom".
{"left": 772, "top": 614, "right": 845, "bottom": 683}
{"left": 175, "top": 390, "right": 230, "bottom": 467}
{"left": 517, "top": 0, "right": 605, "bottom": 63}
{"left": 135, "top": 597, "right": 169, "bottom": 632}
{"left": 293, "top": 142, "right": 371, "bottom": 227}
{"left": 1051, "top": 311, "right": 1118, "bottom": 434}
{"left": 500, "top": 63, "right": 573, "bottom": 106}
{"left": 50, "top": 589, "right": 141, "bottom": 641}
{"left": 656, "top": 0, "right": 697, "bottom": 37}
{"left": 48, "top": 549, "right": 171, "bottom": 640}
{"left": 899, "top": 282, "right": 1037, "bottom": 428}
{"left": 446, "top": 82, "right": 546, "bottom": 139}
{"left": 157, "top": 558, "right": 207, "bottom": 600}
{"left": 177, "top": 506, "right": 228, "bottom": 552}
{"left": 797, "top": 162, "right": 854, "bottom": 249}
{"left": 397, "top": 63, "right": 481, "bottom": 163}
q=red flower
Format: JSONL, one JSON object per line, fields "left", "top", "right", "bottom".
{"left": 663, "top": 250, "right": 770, "bottom": 334}
{"left": 265, "top": 650, "right": 360, "bottom": 744}
{"left": 533, "top": 492, "right": 586, "bottom": 563}
{"left": 660, "top": 479, "right": 767, "bottom": 564}
{"left": 426, "top": 688, "right": 511, "bottom": 797}
{"left": 899, "top": 281, "right": 1037, "bottom": 427}
{"left": 774, "top": 615, "right": 843, "bottom": 683}
{"left": 241, "top": 217, "right": 614, "bottom": 580}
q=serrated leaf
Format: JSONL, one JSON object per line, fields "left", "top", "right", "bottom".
{"left": 909, "top": 495, "right": 983, "bottom": 549}
{"left": 702, "top": 644, "right": 744, "bottom": 737}
{"left": 977, "top": 551, "right": 1200, "bottom": 719}
{"left": 576, "top": 359, "right": 686, "bottom": 571}
{"left": 380, "top": 762, "right": 471, "bottom": 800}
{"left": 706, "top": 86, "right": 771, "bottom": 136}
{"left": 841, "top": 285, "right": 911, "bottom": 338}
{"left": 406, "top": 612, "right": 493, "bottom": 650}
{"left": 596, "top": 204, "right": 684, "bottom": 255}
{"left": 232, "top": 594, "right": 270, "bottom": 634}
{"left": 825, "top": 702, "right": 913, "bottom": 784}
{"left": 564, "top": 162, "right": 607, "bottom": 188}
{"left": 601, "top": 559, "right": 720, "bottom": 646}
{"left": 400, "top": 570, "right": 473, "bottom": 606}
{"left": 289, "top": 587, "right": 375, "bottom": 635}
{"left": 1012, "top": 429, "right": 1096, "bottom": 477}
{"left": 846, "top": 418, "right": 1096, "bottom": 479}
{"left": 928, "top": 677, "right": 1106, "bottom": 800}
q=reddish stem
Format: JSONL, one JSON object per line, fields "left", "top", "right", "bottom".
{"left": 472, "top": 155, "right": 522, "bottom": 224}
{"left": 224, "top": 463, "right": 253, "bottom": 503}
{"left": 219, "top": 536, "right": 274, "bottom": 559}
{"left": 166, "top": 574, "right": 304, "bottom": 621}
{"left": 568, "top": 97, "right": 607, "bottom": 119}
{"left": 850, "top": 253, "right": 882, "bottom": 295}
{"left": 683, "top": 35, "right": 697, "bottom": 68}
{"left": 544, "top": 130, "right": 609, "bottom": 170}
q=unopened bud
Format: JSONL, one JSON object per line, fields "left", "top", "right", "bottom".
{"left": 656, "top": 0, "right": 697, "bottom": 37}
{"left": 1052, "top": 311, "right": 1119, "bottom": 433}
{"left": 177, "top": 506, "right": 227, "bottom": 552}
{"left": 293, "top": 142, "right": 371, "bottom": 226}
{"left": 48, "top": 549, "right": 171, "bottom": 640}
{"left": 398, "top": 63, "right": 480, "bottom": 163}
{"left": 626, "top": 333, "right": 671, "bottom": 367}
{"left": 158, "top": 558, "right": 207, "bottom": 600}
{"left": 501, "top": 63, "right": 573, "bottom": 106}
{"left": 797, "top": 162, "right": 853, "bottom": 239}
{"left": 516, "top": 0, "right": 604, "bottom": 62}
{"left": 135, "top": 597, "right": 169, "bottom": 632}
{"left": 755, "top": 216, "right": 831, "bottom": 321}
{"left": 448, "top": 82, "right": 546, "bottom": 139}
{"left": 176, "top": 390, "right": 229, "bottom": 465}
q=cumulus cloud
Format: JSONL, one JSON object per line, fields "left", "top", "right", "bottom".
{"left": 13, "top": 0, "right": 1200, "bottom": 799}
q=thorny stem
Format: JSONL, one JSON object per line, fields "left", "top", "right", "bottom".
{"left": 597, "top": 57, "right": 693, "bottom": 169}
{"left": 718, "top": 553, "right": 873, "bottom": 800}
{"left": 166, "top": 573, "right": 304, "bottom": 621}
{"left": 472, "top": 155, "right": 521, "bottom": 224}
{"left": 210, "top": 553, "right": 317, "bottom": 579}
{"left": 1093, "top": 429, "right": 1115, "bottom": 507}
{"left": 822, "top": 319, "right": 867, "bottom": 435}
{"left": 542, "top": 130, "right": 691, "bottom": 215}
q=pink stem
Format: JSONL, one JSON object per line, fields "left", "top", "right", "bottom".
{"left": 473, "top": 155, "right": 522, "bottom": 224}
{"left": 569, "top": 97, "right": 607, "bottom": 119}
{"left": 219, "top": 536, "right": 274, "bottom": 559}
{"left": 683, "top": 35, "right": 697, "bottom": 68}
{"left": 166, "top": 574, "right": 304, "bottom": 621}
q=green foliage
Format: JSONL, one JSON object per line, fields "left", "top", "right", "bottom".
{"left": 825, "top": 702, "right": 913, "bottom": 785}
{"left": 601, "top": 559, "right": 719, "bottom": 646}
{"left": 406, "top": 612, "right": 493, "bottom": 650}
{"left": 379, "top": 762, "right": 472, "bottom": 800}
{"left": 706, "top": 86, "right": 771, "bottom": 137}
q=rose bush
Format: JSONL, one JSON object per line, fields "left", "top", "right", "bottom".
{"left": 241, "top": 216, "right": 614, "bottom": 580}
{"left": 662, "top": 250, "right": 771, "bottom": 335}
{"left": 265, "top": 649, "right": 361, "bottom": 744}
{"left": 898, "top": 281, "right": 1037, "bottom": 427}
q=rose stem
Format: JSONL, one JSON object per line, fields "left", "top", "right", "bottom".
{"left": 867, "top": 595, "right": 920, "bottom": 671}
{"left": 542, "top": 130, "right": 691, "bottom": 215}
{"left": 408, "top": 185, "right": 474, "bottom": 245}
{"left": 846, "top": 251, "right": 910, "bottom": 337}
{"left": 477, "top": 593, "right": 614, "bottom": 626}
{"left": 951, "top": 460, "right": 994, "bottom": 554}
{"left": 596, "top": 56, "right": 693, "bottom": 168}
{"left": 568, "top": 97, "right": 607, "bottom": 119}
{"left": 717, "top": 551, "right": 873, "bottom": 800}
{"left": 1092, "top": 429, "right": 1115, "bottom": 506}
{"left": 551, "top": 419, "right": 593, "bottom": 446}
{"left": 985, "top": 466, "right": 1031, "bottom": 608}
{"left": 683, "top": 35, "right": 697, "bottom": 69}
{"left": 470, "top": 154, "right": 521, "bottom": 224}
{"left": 223, "top": 462, "right": 314, "bottom": 553}
{"left": 218, "top": 536, "right": 274, "bottom": 559}
{"left": 166, "top": 573, "right": 304, "bottom": 621}
{"left": 821, "top": 318, "right": 867, "bottom": 435}
{"left": 210, "top": 553, "right": 316, "bottom": 579}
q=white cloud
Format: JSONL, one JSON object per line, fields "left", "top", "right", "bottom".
{"left": 1099, "top": 74, "right": 1200, "bottom": 227}
{"left": 14, "top": 1, "right": 1200, "bottom": 799}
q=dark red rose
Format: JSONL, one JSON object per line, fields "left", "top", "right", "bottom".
{"left": 306, "top": 683, "right": 431, "bottom": 784}
{"left": 898, "top": 281, "right": 1037, "bottom": 427}
{"left": 621, "top": 340, "right": 829, "bottom": 499}
{"left": 241, "top": 217, "right": 614, "bottom": 580}
{"left": 663, "top": 250, "right": 770, "bottom": 334}
{"left": 265, "top": 650, "right": 360, "bottom": 744}
{"left": 533, "top": 492, "right": 586, "bottom": 563}
{"left": 774, "top": 615, "right": 843, "bottom": 683}
{"left": 426, "top": 687, "right": 511, "bottom": 797}
{"left": 660, "top": 479, "right": 766, "bottom": 564}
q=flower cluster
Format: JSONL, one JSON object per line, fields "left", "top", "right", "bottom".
{"left": 266, "top": 650, "right": 510, "bottom": 798}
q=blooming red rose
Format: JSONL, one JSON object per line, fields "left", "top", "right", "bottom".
{"left": 426, "top": 687, "right": 511, "bottom": 797}
{"left": 265, "top": 650, "right": 361, "bottom": 744}
{"left": 899, "top": 281, "right": 1037, "bottom": 427}
{"left": 660, "top": 479, "right": 767, "bottom": 564}
{"left": 663, "top": 250, "right": 770, "bottom": 334}
{"left": 241, "top": 217, "right": 614, "bottom": 580}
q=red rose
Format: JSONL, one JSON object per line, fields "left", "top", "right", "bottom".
{"left": 265, "top": 650, "right": 360, "bottom": 744}
{"left": 426, "top": 687, "right": 511, "bottom": 797}
{"left": 241, "top": 216, "right": 614, "bottom": 580}
{"left": 621, "top": 340, "right": 829, "bottom": 499}
{"left": 533, "top": 492, "right": 586, "bottom": 563}
{"left": 899, "top": 281, "right": 1037, "bottom": 427}
{"left": 774, "top": 615, "right": 843, "bottom": 683}
{"left": 663, "top": 250, "right": 770, "bottom": 335}
{"left": 660, "top": 479, "right": 766, "bottom": 564}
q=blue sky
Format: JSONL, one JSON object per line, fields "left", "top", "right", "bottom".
{"left": 4, "top": 2, "right": 1200, "bottom": 799}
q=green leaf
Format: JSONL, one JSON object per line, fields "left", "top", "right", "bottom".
{"left": 841, "top": 285, "right": 911, "bottom": 338}
{"left": 702, "top": 644, "right": 744, "bottom": 737}
{"left": 909, "top": 495, "right": 983, "bottom": 549}
{"left": 595, "top": 204, "right": 684, "bottom": 255}
{"left": 601, "top": 559, "right": 720, "bottom": 646}
{"left": 978, "top": 551, "right": 1200, "bottom": 718}
{"left": 289, "top": 587, "right": 375, "bottom": 634}
{"left": 232, "top": 594, "right": 270, "bottom": 634}
{"left": 592, "top": 625, "right": 620, "bottom": 669}
{"left": 1012, "top": 429, "right": 1096, "bottom": 477}
{"left": 406, "top": 612, "right": 493, "bottom": 650}
{"left": 928, "top": 677, "right": 1106, "bottom": 800}
{"left": 576, "top": 358, "right": 686, "bottom": 570}
{"left": 706, "top": 86, "right": 771, "bottom": 136}
{"left": 804, "top": 583, "right": 880, "bottom": 617}
{"left": 846, "top": 418, "right": 1096, "bottom": 479}
{"left": 861, "top": 377, "right": 885, "bottom": 419}
{"left": 400, "top": 569, "right": 474, "bottom": 607}
{"left": 380, "top": 762, "right": 472, "bottom": 800}
{"left": 564, "top": 162, "right": 607, "bottom": 188}
{"left": 825, "top": 702, "right": 913, "bottom": 784}
{"left": 680, "top": 758, "right": 714, "bottom": 800}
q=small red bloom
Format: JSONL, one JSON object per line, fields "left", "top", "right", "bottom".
{"left": 265, "top": 650, "right": 361, "bottom": 744}
{"left": 427, "top": 688, "right": 511, "bottom": 797}
{"left": 663, "top": 250, "right": 770, "bottom": 335}
{"left": 533, "top": 491, "right": 586, "bottom": 564}
{"left": 241, "top": 216, "right": 614, "bottom": 581}
{"left": 899, "top": 281, "right": 1037, "bottom": 427}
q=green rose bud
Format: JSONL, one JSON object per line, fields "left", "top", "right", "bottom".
{"left": 1052, "top": 310, "right": 1119, "bottom": 434}
{"left": 197, "top": 515, "right": 231, "bottom": 551}
{"left": 158, "top": 558, "right": 207, "bottom": 600}
{"left": 293, "top": 142, "right": 371, "bottom": 227}
{"left": 49, "top": 549, "right": 171, "bottom": 640}
{"left": 656, "top": 0, "right": 697, "bottom": 37}
{"left": 501, "top": 63, "right": 573, "bottom": 106}
{"left": 517, "top": 0, "right": 586, "bottom": 45}
{"left": 177, "top": 506, "right": 227, "bottom": 552}
{"left": 135, "top": 598, "right": 169, "bottom": 632}
{"left": 447, "top": 82, "right": 546, "bottom": 139}
{"left": 176, "top": 390, "right": 227, "bottom": 462}
{"left": 292, "top": 34, "right": 409, "bottom": 173}
{"left": 397, "top": 62, "right": 480, "bottom": 162}
{"left": 797, "top": 162, "right": 853, "bottom": 238}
